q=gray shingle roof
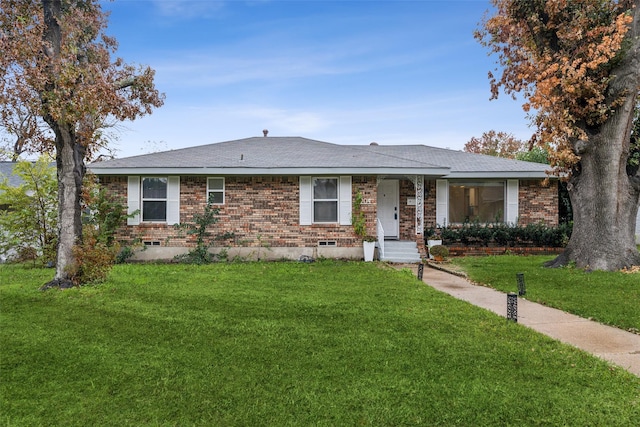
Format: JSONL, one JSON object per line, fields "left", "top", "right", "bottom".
{"left": 91, "top": 137, "right": 443, "bottom": 168}
{"left": 89, "top": 136, "right": 550, "bottom": 178}
{"left": 362, "top": 144, "right": 551, "bottom": 176}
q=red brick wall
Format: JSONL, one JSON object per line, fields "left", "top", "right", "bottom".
{"left": 424, "top": 180, "right": 437, "bottom": 229}
{"left": 420, "top": 179, "right": 558, "bottom": 229}
{"left": 100, "top": 175, "right": 558, "bottom": 249}
{"left": 519, "top": 180, "right": 559, "bottom": 226}
{"left": 353, "top": 176, "right": 378, "bottom": 238}
{"left": 398, "top": 179, "right": 438, "bottom": 238}
{"left": 100, "top": 175, "right": 378, "bottom": 249}
{"left": 399, "top": 179, "right": 414, "bottom": 240}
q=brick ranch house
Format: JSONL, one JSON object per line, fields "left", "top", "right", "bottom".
{"left": 89, "top": 135, "right": 568, "bottom": 262}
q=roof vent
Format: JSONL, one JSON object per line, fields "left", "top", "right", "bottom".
{"left": 370, "top": 142, "right": 378, "bottom": 146}
{"left": 263, "top": 129, "right": 269, "bottom": 137}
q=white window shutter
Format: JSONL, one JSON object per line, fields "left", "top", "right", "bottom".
{"left": 506, "top": 179, "right": 519, "bottom": 225}
{"left": 127, "top": 176, "right": 140, "bottom": 225}
{"left": 339, "top": 176, "right": 352, "bottom": 225}
{"left": 299, "top": 176, "right": 312, "bottom": 225}
{"left": 166, "top": 176, "right": 181, "bottom": 225}
{"left": 435, "top": 179, "right": 448, "bottom": 227}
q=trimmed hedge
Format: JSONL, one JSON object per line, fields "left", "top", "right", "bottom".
{"left": 426, "top": 221, "right": 572, "bottom": 248}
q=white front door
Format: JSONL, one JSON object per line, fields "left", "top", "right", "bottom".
{"left": 378, "top": 179, "right": 399, "bottom": 239}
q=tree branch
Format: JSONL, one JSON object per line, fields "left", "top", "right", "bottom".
{"left": 115, "top": 76, "right": 136, "bottom": 90}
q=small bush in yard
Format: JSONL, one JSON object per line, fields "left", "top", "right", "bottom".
{"left": 63, "top": 175, "right": 131, "bottom": 285}
{"left": 174, "top": 194, "right": 234, "bottom": 264}
{"left": 67, "top": 227, "right": 119, "bottom": 285}
{"left": 429, "top": 244, "right": 450, "bottom": 258}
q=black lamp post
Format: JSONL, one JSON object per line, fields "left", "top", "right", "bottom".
{"left": 507, "top": 292, "right": 518, "bottom": 322}
{"left": 517, "top": 273, "right": 526, "bottom": 296}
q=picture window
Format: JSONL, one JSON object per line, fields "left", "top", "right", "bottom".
{"left": 448, "top": 181, "right": 505, "bottom": 223}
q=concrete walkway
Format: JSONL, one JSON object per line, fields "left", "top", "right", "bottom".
{"left": 406, "top": 264, "right": 640, "bottom": 377}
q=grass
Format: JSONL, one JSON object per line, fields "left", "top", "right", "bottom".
{"left": 451, "top": 255, "right": 640, "bottom": 333}
{"left": 1, "top": 261, "right": 639, "bottom": 426}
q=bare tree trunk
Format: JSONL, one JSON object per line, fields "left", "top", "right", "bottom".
{"left": 40, "top": 0, "right": 85, "bottom": 288}
{"left": 51, "top": 123, "right": 85, "bottom": 283}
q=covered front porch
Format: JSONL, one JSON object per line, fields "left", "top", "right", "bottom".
{"left": 374, "top": 175, "right": 435, "bottom": 262}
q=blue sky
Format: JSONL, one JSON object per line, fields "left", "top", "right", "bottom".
{"left": 101, "top": 0, "right": 531, "bottom": 158}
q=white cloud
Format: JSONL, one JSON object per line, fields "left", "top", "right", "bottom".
{"left": 152, "top": 51, "right": 356, "bottom": 88}
{"left": 151, "top": 0, "right": 225, "bottom": 19}
{"left": 99, "top": 1, "right": 533, "bottom": 159}
{"left": 239, "top": 107, "right": 331, "bottom": 134}
{"left": 149, "top": 34, "right": 416, "bottom": 90}
{"left": 107, "top": 86, "right": 532, "bottom": 159}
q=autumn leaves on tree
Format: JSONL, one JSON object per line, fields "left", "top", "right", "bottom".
{"left": 477, "top": 0, "right": 640, "bottom": 270}
{"left": 0, "top": 1, "right": 164, "bottom": 286}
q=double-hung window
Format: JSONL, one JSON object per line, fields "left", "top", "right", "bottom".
{"left": 142, "top": 177, "right": 168, "bottom": 222}
{"left": 313, "top": 178, "right": 338, "bottom": 223}
{"left": 127, "top": 176, "right": 180, "bottom": 225}
{"left": 299, "top": 176, "right": 351, "bottom": 226}
{"left": 207, "top": 177, "right": 225, "bottom": 204}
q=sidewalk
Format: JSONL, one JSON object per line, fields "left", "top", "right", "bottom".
{"left": 406, "top": 264, "right": 640, "bottom": 377}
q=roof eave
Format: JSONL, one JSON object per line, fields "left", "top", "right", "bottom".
{"left": 444, "top": 171, "right": 552, "bottom": 179}
{"left": 88, "top": 166, "right": 452, "bottom": 176}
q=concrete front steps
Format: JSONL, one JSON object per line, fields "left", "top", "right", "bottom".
{"left": 379, "top": 240, "right": 422, "bottom": 263}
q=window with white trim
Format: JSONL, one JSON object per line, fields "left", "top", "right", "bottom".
{"left": 127, "top": 176, "right": 180, "bottom": 226}
{"left": 299, "top": 176, "right": 351, "bottom": 226}
{"left": 207, "top": 177, "right": 225, "bottom": 204}
{"left": 313, "top": 178, "right": 338, "bottom": 223}
{"left": 448, "top": 181, "right": 505, "bottom": 223}
{"left": 142, "top": 177, "right": 168, "bottom": 222}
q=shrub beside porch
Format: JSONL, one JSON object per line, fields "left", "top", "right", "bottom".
{"left": 425, "top": 222, "right": 571, "bottom": 257}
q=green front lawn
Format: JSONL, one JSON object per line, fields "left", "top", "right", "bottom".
{"left": 1, "top": 262, "right": 639, "bottom": 426}
{"left": 452, "top": 255, "right": 640, "bottom": 333}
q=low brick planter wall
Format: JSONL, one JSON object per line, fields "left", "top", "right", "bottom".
{"left": 446, "top": 246, "right": 564, "bottom": 257}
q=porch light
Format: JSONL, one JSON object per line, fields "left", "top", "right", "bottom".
{"left": 507, "top": 293, "right": 518, "bottom": 322}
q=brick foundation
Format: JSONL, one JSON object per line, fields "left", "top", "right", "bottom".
{"left": 447, "top": 246, "right": 564, "bottom": 257}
